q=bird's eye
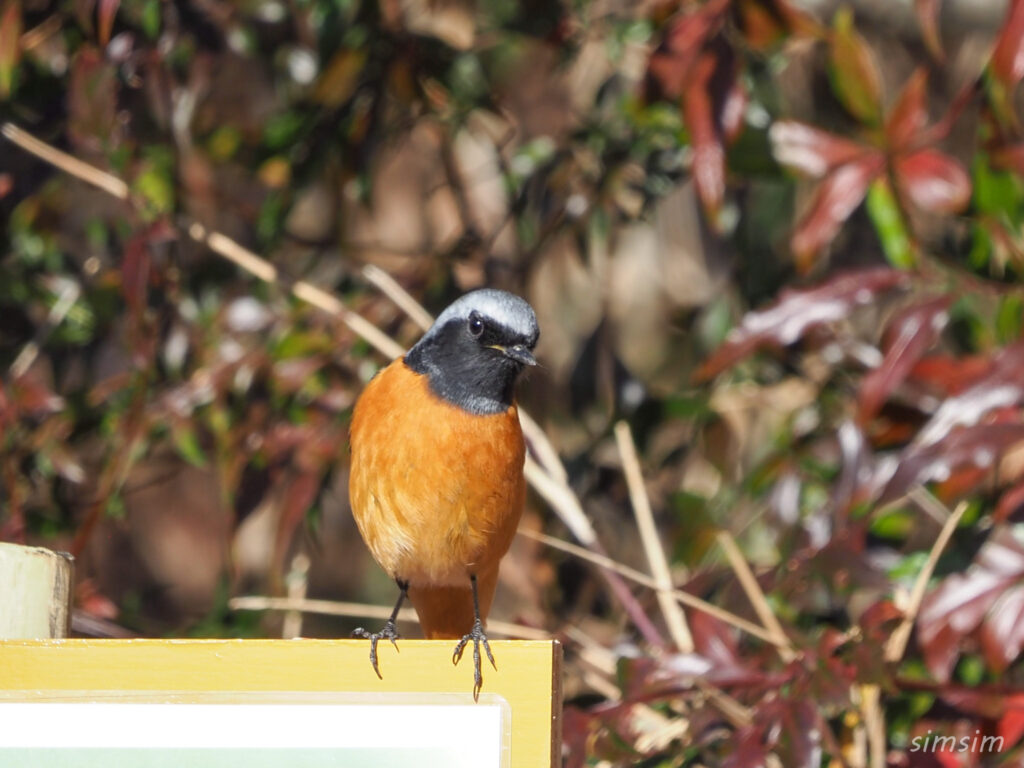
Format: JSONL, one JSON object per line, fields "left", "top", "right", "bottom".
{"left": 468, "top": 313, "right": 485, "bottom": 338}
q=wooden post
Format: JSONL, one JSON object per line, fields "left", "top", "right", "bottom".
{"left": 0, "top": 542, "right": 73, "bottom": 639}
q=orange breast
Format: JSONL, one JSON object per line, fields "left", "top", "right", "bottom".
{"left": 348, "top": 358, "right": 526, "bottom": 588}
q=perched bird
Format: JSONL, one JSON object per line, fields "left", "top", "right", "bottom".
{"left": 348, "top": 288, "right": 539, "bottom": 695}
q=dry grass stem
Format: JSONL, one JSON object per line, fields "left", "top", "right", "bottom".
{"left": 282, "top": 553, "right": 310, "bottom": 639}
{"left": 522, "top": 457, "right": 597, "bottom": 547}
{"left": 360, "top": 263, "right": 434, "bottom": 331}
{"left": 10, "top": 280, "right": 80, "bottom": 378}
{"left": 860, "top": 683, "right": 885, "bottom": 768}
{"left": 2, "top": 122, "right": 130, "bottom": 200}
{"left": 694, "top": 679, "right": 753, "bottom": 728}
{"left": 614, "top": 421, "right": 694, "bottom": 653}
{"left": 716, "top": 531, "right": 796, "bottom": 662}
{"left": 909, "top": 486, "right": 954, "bottom": 526}
{"left": 229, "top": 595, "right": 549, "bottom": 640}
{"left": 518, "top": 528, "right": 782, "bottom": 646}
{"left": 885, "top": 498, "right": 967, "bottom": 663}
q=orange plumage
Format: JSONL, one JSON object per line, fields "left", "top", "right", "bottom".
{"left": 347, "top": 288, "right": 539, "bottom": 694}
{"left": 349, "top": 358, "right": 525, "bottom": 639}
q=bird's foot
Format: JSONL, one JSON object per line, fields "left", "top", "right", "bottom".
{"left": 352, "top": 620, "right": 401, "bottom": 679}
{"left": 452, "top": 618, "right": 496, "bottom": 700}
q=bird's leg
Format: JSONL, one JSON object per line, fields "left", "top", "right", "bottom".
{"left": 452, "top": 573, "right": 496, "bottom": 699}
{"left": 352, "top": 579, "right": 408, "bottom": 679}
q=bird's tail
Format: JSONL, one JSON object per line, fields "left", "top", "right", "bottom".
{"left": 408, "top": 568, "right": 498, "bottom": 639}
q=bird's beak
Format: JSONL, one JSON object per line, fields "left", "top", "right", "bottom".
{"left": 492, "top": 344, "right": 537, "bottom": 367}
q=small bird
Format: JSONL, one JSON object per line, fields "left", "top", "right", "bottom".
{"left": 348, "top": 288, "right": 539, "bottom": 696}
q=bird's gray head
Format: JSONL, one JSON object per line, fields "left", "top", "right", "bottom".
{"left": 404, "top": 289, "right": 539, "bottom": 415}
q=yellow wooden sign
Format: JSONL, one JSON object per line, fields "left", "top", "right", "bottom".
{"left": 0, "top": 638, "right": 561, "bottom": 768}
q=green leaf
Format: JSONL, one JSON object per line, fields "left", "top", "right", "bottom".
{"left": 141, "top": 0, "right": 161, "bottom": 38}
{"left": 888, "top": 550, "right": 929, "bottom": 583}
{"left": 0, "top": 0, "right": 21, "bottom": 99}
{"left": 955, "top": 654, "right": 985, "bottom": 686}
{"left": 867, "top": 176, "right": 916, "bottom": 268}
{"left": 829, "top": 6, "right": 883, "bottom": 125}
{"left": 871, "top": 508, "right": 914, "bottom": 539}
{"left": 997, "top": 294, "right": 1024, "bottom": 343}
{"left": 264, "top": 112, "right": 306, "bottom": 150}
{"left": 173, "top": 424, "right": 208, "bottom": 467}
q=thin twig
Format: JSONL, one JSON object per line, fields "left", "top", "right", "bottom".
{"left": 522, "top": 457, "right": 596, "bottom": 546}
{"left": 229, "top": 595, "right": 549, "bottom": 640}
{"left": 716, "top": 531, "right": 796, "bottom": 662}
{"left": 1, "top": 123, "right": 129, "bottom": 199}
{"left": 282, "top": 553, "right": 310, "bottom": 639}
{"left": 10, "top": 279, "right": 80, "bottom": 378}
{"left": 517, "top": 528, "right": 783, "bottom": 647}
{"left": 610, "top": 423, "right": 754, "bottom": 727}
{"left": 909, "top": 486, "right": 952, "bottom": 526}
{"left": 885, "top": 499, "right": 967, "bottom": 663}
{"left": 186, "top": 222, "right": 405, "bottom": 360}
{"left": 861, "top": 496, "right": 965, "bottom": 768}
{"left": 360, "top": 264, "right": 434, "bottom": 331}
{"left": 694, "top": 679, "right": 752, "bottom": 728}
{"left": 860, "top": 683, "right": 885, "bottom": 768}
{"left": 614, "top": 421, "right": 694, "bottom": 653}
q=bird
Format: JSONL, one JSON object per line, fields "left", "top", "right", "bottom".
{"left": 348, "top": 288, "right": 539, "bottom": 697}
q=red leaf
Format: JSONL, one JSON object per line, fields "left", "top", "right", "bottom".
{"left": 991, "top": 143, "right": 1024, "bottom": 175}
{"left": 695, "top": 267, "right": 909, "bottom": 380}
{"left": 724, "top": 725, "right": 774, "bottom": 768}
{"left": 68, "top": 46, "right": 119, "bottom": 150}
{"left": 76, "top": 579, "right": 119, "bottom": 620}
{"left": 770, "top": 120, "right": 868, "bottom": 177}
{"left": 10, "top": 373, "right": 65, "bottom": 414}
{"left": 684, "top": 53, "right": 727, "bottom": 221}
{"left": 774, "top": 0, "right": 826, "bottom": 38}
{"left": 121, "top": 233, "right": 151, "bottom": 316}
{"left": 914, "top": 340, "right": 1024, "bottom": 445}
{"left": 920, "top": 622, "right": 962, "bottom": 684}
{"left": 918, "top": 528, "right": 1024, "bottom": 681}
{"left": 98, "top": 0, "right": 119, "bottom": 46}
{"left": 979, "top": 584, "right": 1024, "bottom": 672}
{"left": 791, "top": 152, "right": 884, "bottom": 267}
{"left": 829, "top": 6, "right": 884, "bottom": 124}
{"left": 991, "top": 0, "right": 1024, "bottom": 90}
{"left": 998, "top": 695, "right": 1024, "bottom": 749}
{"left": 995, "top": 480, "right": 1024, "bottom": 523}
{"left": 738, "top": 0, "right": 784, "bottom": 50}
{"left": 886, "top": 68, "right": 930, "bottom": 149}
{"left": 646, "top": 0, "right": 729, "bottom": 98}
{"left": 0, "top": 0, "right": 22, "bottom": 99}
{"left": 895, "top": 149, "right": 971, "bottom": 214}
{"left": 908, "top": 354, "right": 994, "bottom": 396}
{"left": 915, "top": 0, "right": 944, "bottom": 60}
{"left": 872, "top": 422, "right": 1024, "bottom": 506}
{"left": 689, "top": 609, "right": 741, "bottom": 667}
{"left": 857, "top": 295, "right": 952, "bottom": 425}
{"left": 721, "top": 79, "right": 747, "bottom": 144}
{"left": 0, "top": 381, "right": 13, "bottom": 437}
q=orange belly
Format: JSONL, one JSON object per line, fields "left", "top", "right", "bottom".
{"left": 348, "top": 358, "right": 526, "bottom": 589}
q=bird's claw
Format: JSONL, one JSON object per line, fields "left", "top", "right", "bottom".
{"left": 352, "top": 620, "right": 401, "bottom": 679}
{"left": 452, "top": 618, "right": 496, "bottom": 699}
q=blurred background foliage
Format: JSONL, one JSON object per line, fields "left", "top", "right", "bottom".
{"left": 3, "top": 0, "right": 1024, "bottom": 764}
